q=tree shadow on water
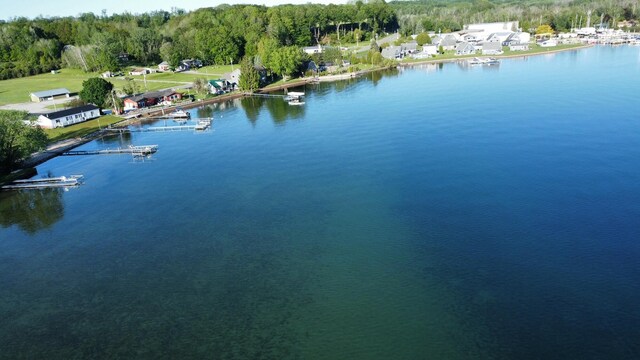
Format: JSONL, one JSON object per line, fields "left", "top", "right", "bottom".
{"left": 0, "top": 188, "right": 64, "bottom": 235}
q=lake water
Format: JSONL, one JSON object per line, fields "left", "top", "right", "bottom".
{"left": 1, "top": 46, "right": 639, "bottom": 359}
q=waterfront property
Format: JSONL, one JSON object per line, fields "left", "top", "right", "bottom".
{"left": 35, "top": 104, "right": 100, "bottom": 128}
{"left": 30, "top": 88, "right": 70, "bottom": 102}
{"left": 123, "top": 90, "right": 183, "bottom": 110}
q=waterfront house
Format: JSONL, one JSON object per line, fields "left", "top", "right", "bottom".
{"left": 487, "top": 32, "right": 514, "bottom": 44}
{"left": 482, "top": 41, "right": 504, "bottom": 55}
{"left": 30, "top": 88, "right": 70, "bottom": 102}
{"left": 36, "top": 105, "right": 100, "bottom": 129}
{"left": 401, "top": 42, "right": 418, "bottom": 55}
{"left": 440, "top": 35, "right": 458, "bottom": 51}
{"left": 208, "top": 79, "right": 231, "bottom": 94}
{"left": 381, "top": 46, "right": 402, "bottom": 60}
{"left": 223, "top": 69, "right": 241, "bottom": 89}
{"left": 455, "top": 42, "right": 476, "bottom": 56}
{"left": 431, "top": 35, "right": 442, "bottom": 46}
{"left": 158, "top": 61, "right": 171, "bottom": 71}
{"left": 123, "top": 90, "right": 182, "bottom": 111}
{"left": 101, "top": 71, "right": 114, "bottom": 78}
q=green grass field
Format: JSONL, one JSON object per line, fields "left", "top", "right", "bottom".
{"left": 0, "top": 69, "right": 92, "bottom": 106}
{"left": 44, "top": 114, "right": 123, "bottom": 143}
{"left": 0, "top": 68, "right": 200, "bottom": 106}
{"left": 189, "top": 65, "right": 235, "bottom": 77}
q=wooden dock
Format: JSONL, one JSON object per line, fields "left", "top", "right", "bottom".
{"left": 62, "top": 145, "right": 158, "bottom": 156}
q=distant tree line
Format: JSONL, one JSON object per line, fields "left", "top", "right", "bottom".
{"left": 391, "top": 0, "right": 639, "bottom": 35}
{"left": 0, "top": 1, "right": 398, "bottom": 80}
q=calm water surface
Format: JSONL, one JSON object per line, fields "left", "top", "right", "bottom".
{"left": 1, "top": 46, "right": 639, "bottom": 359}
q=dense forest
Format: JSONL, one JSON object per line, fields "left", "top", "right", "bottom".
{"left": 0, "top": 1, "right": 397, "bottom": 80}
{"left": 0, "top": 0, "right": 637, "bottom": 80}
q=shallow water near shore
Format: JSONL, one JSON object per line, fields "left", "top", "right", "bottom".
{"left": 1, "top": 46, "right": 640, "bottom": 359}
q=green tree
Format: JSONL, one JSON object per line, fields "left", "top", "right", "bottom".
{"left": 415, "top": 32, "right": 432, "bottom": 46}
{"left": 79, "top": 77, "right": 113, "bottom": 108}
{"left": 122, "top": 78, "right": 140, "bottom": 96}
{"left": 239, "top": 57, "right": 260, "bottom": 92}
{"left": 193, "top": 78, "right": 209, "bottom": 95}
{"left": 0, "top": 111, "right": 48, "bottom": 174}
{"left": 271, "top": 46, "right": 305, "bottom": 79}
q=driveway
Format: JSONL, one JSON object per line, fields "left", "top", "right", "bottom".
{"left": 0, "top": 96, "right": 80, "bottom": 115}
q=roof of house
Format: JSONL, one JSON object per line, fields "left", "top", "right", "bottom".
{"left": 440, "top": 35, "right": 458, "bottom": 46}
{"left": 125, "top": 89, "right": 177, "bottom": 102}
{"left": 159, "top": 61, "right": 170, "bottom": 66}
{"left": 31, "top": 88, "right": 70, "bottom": 98}
{"left": 381, "top": 46, "right": 401, "bottom": 58}
{"left": 483, "top": 41, "right": 503, "bottom": 51}
{"left": 42, "top": 104, "right": 99, "bottom": 119}
{"left": 208, "top": 80, "right": 222, "bottom": 89}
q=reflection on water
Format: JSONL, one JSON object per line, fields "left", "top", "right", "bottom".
{"left": 0, "top": 188, "right": 64, "bottom": 235}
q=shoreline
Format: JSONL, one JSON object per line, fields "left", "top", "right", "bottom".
{"left": 14, "top": 45, "right": 592, "bottom": 178}
{"left": 398, "top": 43, "right": 594, "bottom": 67}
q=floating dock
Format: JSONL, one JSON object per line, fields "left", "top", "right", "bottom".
{"left": 62, "top": 145, "right": 158, "bottom": 156}
{"left": 1, "top": 175, "right": 84, "bottom": 190}
{"left": 106, "top": 118, "right": 213, "bottom": 133}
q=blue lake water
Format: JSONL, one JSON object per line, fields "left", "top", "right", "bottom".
{"left": 1, "top": 46, "right": 640, "bottom": 359}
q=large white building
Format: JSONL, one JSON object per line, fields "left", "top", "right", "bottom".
{"left": 36, "top": 105, "right": 100, "bottom": 129}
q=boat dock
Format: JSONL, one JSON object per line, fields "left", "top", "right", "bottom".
{"left": 62, "top": 145, "right": 158, "bottom": 156}
{"left": 105, "top": 118, "right": 213, "bottom": 132}
{"left": 1, "top": 175, "right": 84, "bottom": 190}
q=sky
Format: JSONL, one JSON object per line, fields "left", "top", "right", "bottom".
{"left": 2, "top": 0, "right": 348, "bottom": 20}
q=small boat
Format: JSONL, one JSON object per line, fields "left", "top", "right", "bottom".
{"left": 467, "top": 57, "right": 500, "bottom": 66}
{"left": 194, "top": 118, "right": 212, "bottom": 130}
{"left": 285, "top": 91, "right": 305, "bottom": 105}
{"left": 168, "top": 108, "right": 190, "bottom": 118}
{"left": 2, "top": 175, "right": 84, "bottom": 190}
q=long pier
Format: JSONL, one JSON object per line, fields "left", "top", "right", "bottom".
{"left": 62, "top": 145, "right": 158, "bottom": 156}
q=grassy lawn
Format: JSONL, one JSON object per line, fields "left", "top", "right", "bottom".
{"left": 0, "top": 68, "right": 96, "bottom": 106}
{"left": 190, "top": 65, "right": 235, "bottom": 77}
{"left": 44, "top": 115, "right": 123, "bottom": 143}
{"left": 0, "top": 68, "right": 194, "bottom": 107}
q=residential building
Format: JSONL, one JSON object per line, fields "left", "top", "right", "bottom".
{"left": 482, "top": 41, "right": 504, "bottom": 55}
{"left": 381, "top": 46, "right": 402, "bottom": 59}
{"left": 509, "top": 43, "right": 529, "bottom": 51}
{"left": 455, "top": 42, "right": 476, "bottom": 56}
{"left": 158, "top": 61, "right": 171, "bottom": 71}
{"left": 123, "top": 90, "right": 183, "bottom": 111}
{"left": 35, "top": 105, "right": 100, "bottom": 129}
{"left": 440, "top": 34, "right": 458, "bottom": 51}
{"left": 303, "top": 45, "right": 324, "bottom": 55}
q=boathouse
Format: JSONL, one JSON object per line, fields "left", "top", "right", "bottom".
{"left": 36, "top": 105, "right": 100, "bottom": 129}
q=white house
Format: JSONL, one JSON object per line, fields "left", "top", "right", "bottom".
{"left": 223, "top": 69, "right": 242, "bottom": 88}
{"left": 539, "top": 39, "right": 558, "bottom": 47}
{"left": 36, "top": 105, "right": 100, "bottom": 129}
{"left": 303, "top": 44, "right": 324, "bottom": 55}
{"left": 509, "top": 43, "right": 530, "bottom": 51}
{"left": 455, "top": 42, "right": 476, "bottom": 56}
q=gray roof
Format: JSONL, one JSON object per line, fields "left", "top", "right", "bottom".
{"left": 401, "top": 42, "right": 418, "bottom": 51}
{"left": 441, "top": 35, "right": 458, "bottom": 47}
{"left": 31, "top": 88, "right": 70, "bottom": 98}
{"left": 483, "top": 41, "right": 503, "bottom": 51}
{"left": 43, "top": 105, "right": 99, "bottom": 119}
{"left": 381, "top": 46, "right": 401, "bottom": 59}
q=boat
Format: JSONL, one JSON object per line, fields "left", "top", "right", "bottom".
{"left": 467, "top": 57, "right": 500, "bottom": 66}
{"left": 168, "top": 108, "right": 190, "bottom": 119}
{"left": 2, "top": 175, "right": 84, "bottom": 190}
{"left": 194, "top": 118, "right": 212, "bottom": 131}
{"left": 285, "top": 91, "right": 305, "bottom": 105}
